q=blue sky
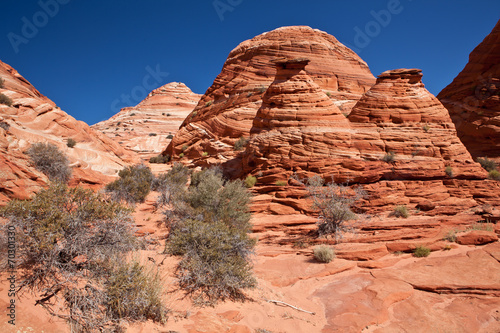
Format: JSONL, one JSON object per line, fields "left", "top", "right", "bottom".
{"left": 1, "top": 0, "right": 499, "bottom": 125}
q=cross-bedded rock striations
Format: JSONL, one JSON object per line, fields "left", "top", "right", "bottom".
{"left": 438, "top": 19, "right": 500, "bottom": 163}
{"left": 0, "top": 60, "right": 139, "bottom": 203}
{"left": 92, "top": 82, "right": 200, "bottom": 159}
{"left": 243, "top": 65, "right": 485, "bottom": 185}
{"left": 164, "top": 26, "right": 376, "bottom": 160}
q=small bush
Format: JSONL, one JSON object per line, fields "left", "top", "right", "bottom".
{"left": 275, "top": 180, "right": 287, "bottom": 186}
{"left": 105, "top": 260, "right": 167, "bottom": 323}
{"left": 149, "top": 133, "right": 157, "bottom": 136}
{"left": 234, "top": 136, "right": 249, "bottom": 151}
{"left": 153, "top": 163, "right": 190, "bottom": 207}
{"left": 0, "top": 77, "right": 4, "bottom": 88}
{"left": 0, "top": 183, "right": 141, "bottom": 331}
{"left": 167, "top": 134, "right": 174, "bottom": 139}
{"left": 26, "top": 142, "right": 72, "bottom": 182}
{"left": 413, "top": 246, "right": 431, "bottom": 257}
{"left": 181, "top": 145, "right": 188, "bottom": 152}
{"left": 307, "top": 176, "right": 366, "bottom": 240}
{"left": 469, "top": 222, "right": 494, "bottom": 232}
{"left": 245, "top": 175, "right": 257, "bottom": 188}
{"left": 325, "top": 91, "right": 332, "bottom": 97}
{"left": 443, "top": 230, "right": 457, "bottom": 242}
{"left": 256, "top": 85, "right": 267, "bottom": 93}
{"left": 149, "top": 154, "right": 170, "bottom": 164}
{"left": 0, "top": 93, "right": 13, "bottom": 106}
{"left": 129, "top": 112, "right": 136, "bottom": 116}
{"left": 202, "top": 152, "right": 209, "bottom": 157}
{"left": 313, "top": 245, "right": 335, "bottom": 263}
{"left": 445, "top": 166, "right": 453, "bottom": 177}
{"left": 66, "top": 138, "right": 77, "bottom": 148}
{"left": 105, "top": 164, "right": 154, "bottom": 203}
{"left": 0, "top": 121, "right": 10, "bottom": 131}
{"left": 422, "top": 124, "right": 430, "bottom": 132}
{"left": 179, "top": 153, "right": 184, "bottom": 158}
{"left": 205, "top": 101, "right": 213, "bottom": 107}
{"left": 382, "top": 152, "right": 396, "bottom": 163}
{"left": 166, "top": 219, "right": 256, "bottom": 305}
{"left": 477, "top": 157, "right": 497, "bottom": 172}
{"left": 489, "top": 170, "right": 500, "bottom": 180}
{"left": 392, "top": 205, "right": 409, "bottom": 218}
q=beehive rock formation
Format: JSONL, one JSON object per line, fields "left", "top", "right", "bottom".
{"left": 165, "top": 26, "right": 376, "bottom": 160}
{"left": 0, "top": 60, "right": 139, "bottom": 203}
{"left": 92, "top": 82, "right": 200, "bottom": 159}
{"left": 243, "top": 65, "right": 485, "bottom": 185}
{"left": 438, "top": 19, "right": 500, "bottom": 163}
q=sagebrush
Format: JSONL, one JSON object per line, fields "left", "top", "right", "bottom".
{"left": 106, "top": 164, "right": 154, "bottom": 203}
{"left": 26, "top": 142, "right": 72, "bottom": 183}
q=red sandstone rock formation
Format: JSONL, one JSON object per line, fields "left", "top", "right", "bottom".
{"left": 438, "top": 19, "right": 500, "bottom": 163}
{"left": 165, "top": 26, "right": 376, "bottom": 160}
{"left": 92, "top": 82, "right": 200, "bottom": 159}
{"left": 0, "top": 60, "right": 139, "bottom": 203}
{"left": 243, "top": 65, "right": 485, "bottom": 185}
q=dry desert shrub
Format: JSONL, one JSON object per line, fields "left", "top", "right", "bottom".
{"left": 105, "top": 164, "right": 154, "bottom": 203}
{"left": 26, "top": 142, "right": 72, "bottom": 183}
{"left": 313, "top": 245, "right": 335, "bottom": 263}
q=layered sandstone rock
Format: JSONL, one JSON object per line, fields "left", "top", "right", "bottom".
{"left": 92, "top": 82, "right": 200, "bottom": 159}
{"left": 242, "top": 65, "right": 485, "bottom": 185}
{"left": 0, "top": 60, "right": 139, "bottom": 203}
{"left": 165, "top": 26, "right": 375, "bottom": 160}
{"left": 438, "top": 19, "right": 500, "bottom": 162}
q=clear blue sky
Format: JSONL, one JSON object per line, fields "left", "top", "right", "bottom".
{"left": 1, "top": 0, "right": 499, "bottom": 125}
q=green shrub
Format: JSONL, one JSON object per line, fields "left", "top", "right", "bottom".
{"left": 392, "top": 205, "right": 409, "bottom": 218}
{"left": 422, "top": 124, "right": 430, "bottom": 132}
{"left": 0, "top": 93, "right": 13, "bottom": 106}
{"left": 167, "top": 134, "right": 174, "bottom": 139}
{"left": 325, "top": 91, "right": 332, "bottom": 97}
{"left": 445, "top": 166, "right": 453, "bottom": 177}
{"left": 202, "top": 151, "right": 209, "bottom": 157}
{"left": 179, "top": 152, "right": 184, "bottom": 158}
{"left": 234, "top": 136, "right": 249, "bottom": 151}
{"left": 163, "top": 168, "right": 255, "bottom": 305}
{"left": 382, "top": 152, "right": 396, "bottom": 163}
{"left": 182, "top": 145, "right": 188, "bottom": 151}
{"left": 245, "top": 175, "right": 257, "bottom": 188}
{"left": 105, "top": 260, "right": 167, "bottom": 323}
{"left": 205, "top": 101, "right": 213, "bottom": 107}
{"left": 275, "top": 180, "right": 287, "bottom": 186}
{"left": 477, "top": 157, "right": 497, "bottom": 172}
{"left": 489, "top": 170, "right": 500, "bottom": 180}
{"left": 26, "top": 142, "right": 72, "bottom": 183}
{"left": 413, "top": 246, "right": 431, "bottom": 257}
{"left": 0, "top": 77, "right": 4, "bottom": 88}
{"left": 0, "top": 183, "right": 142, "bottom": 331}
{"left": 443, "top": 230, "right": 457, "bottom": 242}
{"left": 166, "top": 219, "right": 256, "bottom": 305}
{"left": 313, "top": 245, "right": 335, "bottom": 263}
{"left": 306, "top": 176, "right": 365, "bottom": 240}
{"left": 149, "top": 154, "right": 170, "bottom": 164}
{"left": 105, "top": 164, "right": 154, "bottom": 203}
{"left": 153, "top": 163, "right": 191, "bottom": 207}
{"left": 66, "top": 138, "right": 77, "bottom": 148}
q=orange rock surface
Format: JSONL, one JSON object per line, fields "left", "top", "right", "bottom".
{"left": 0, "top": 60, "right": 139, "bottom": 203}
{"left": 92, "top": 82, "right": 200, "bottom": 159}
{"left": 438, "top": 19, "right": 500, "bottom": 163}
{"left": 165, "top": 26, "right": 376, "bottom": 160}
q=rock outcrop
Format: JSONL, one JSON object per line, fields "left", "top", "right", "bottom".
{"left": 92, "top": 82, "right": 200, "bottom": 159}
{"left": 242, "top": 65, "right": 485, "bottom": 185}
{"left": 438, "top": 19, "right": 500, "bottom": 163}
{"left": 165, "top": 26, "right": 376, "bottom": 160}
{"left": 0, "top": 60, "right": 139, "bottom": 203}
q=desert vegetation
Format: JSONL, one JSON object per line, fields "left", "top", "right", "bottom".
{"left": 149, "top": 154, "right": 170, "bottom": 164}
{"left": 0, "top": 93, "right": 13, "bottom": 106}
{"left": 392, "top": 205, "right": 409, "bottom": 218}
{"left": 306, "top": 175, "right": 366, "bottom": 241}
{"left": 105, "top": 164, "right": 154, "bottom": 203}
{"left": 313, "top": 245, "right": 335, "bottom": 263}
{"left": 0, "top": 183, "right": 167, "bottom": 331}
{"left": 26, "top": 142, "right": 72, "bottom": 183}
{"left": 234, "top": 136, "right": 249, "bottom": 151}
{"left": 66, "top": 138, "right": 77, "bottom": 148}
{"left": 157, "top": 167, "right": 256, "bottom": 305}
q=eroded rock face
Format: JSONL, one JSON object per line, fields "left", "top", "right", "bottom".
{"left": 0, "top": 60, "right": 139, "bottom": 203}
{"left": 438, "top": 19, "right": 500, "bottom": 163}
{"left": 242, "top": 66, "right": 485, "bottom": 186}
{"left": 92, "top": 82, "right": 200, "bottom": 159}
{"left": 165, "top": 26, "right": 376, "bottom": 160}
